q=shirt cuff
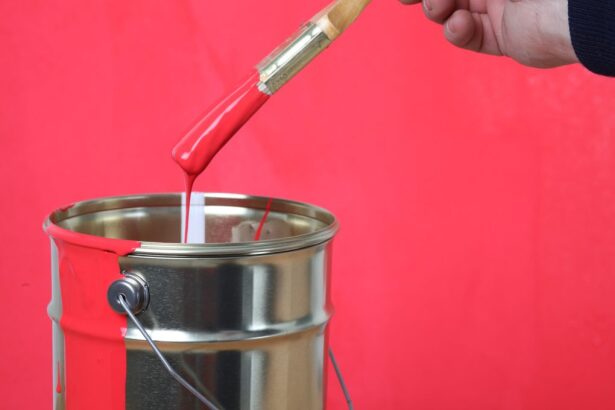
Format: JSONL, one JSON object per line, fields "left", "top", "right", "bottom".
{"left": 569, "top": 0, "right": 615, "bottom": 76}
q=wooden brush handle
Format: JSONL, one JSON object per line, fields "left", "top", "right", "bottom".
{"left": 313, "top": 0, "right": 372, "bottom": 41}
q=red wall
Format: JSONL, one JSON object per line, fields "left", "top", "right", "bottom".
{"left": 2, "top": 1, "right": 615, "bottom": 409}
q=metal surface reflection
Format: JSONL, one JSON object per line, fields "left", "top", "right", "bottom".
{"left": 48, "top": 193, "right": 337, "bottom": 410}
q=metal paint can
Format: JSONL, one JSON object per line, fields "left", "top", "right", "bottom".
{"left": 46, "top": 193, "right": 338, "bottom": 410}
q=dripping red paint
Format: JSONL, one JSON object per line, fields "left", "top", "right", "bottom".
{"left": 254, "top": 198, "right": 273, "bottom": 241}
{"left": 55, "top": 361, "right": 62, "bottom": 394}
{"left": 172, "top": 71, "right": 269, "bottom": 242}
{"left": 183, "top": 174, "right": 196, "bottom": 243}
{"left": 47, "top": 223, "right": 140, "bottom": 409}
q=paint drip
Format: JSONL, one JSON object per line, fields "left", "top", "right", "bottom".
{"left": 183, "top": 174, "right": 197, "bottom": 243}
{"left": 254, "top": 198, "right": 273, "bottom": 241}
{"left": 47, "top": 223, "right": 140, "bottom": 409}
{"left": 172, "top": 71, "right": 269, "bottom": 243}
{"left": 56, "top": 361, "right": 62, "bottom": 394}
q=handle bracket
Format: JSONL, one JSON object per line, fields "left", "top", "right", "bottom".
{"left": 107, "top": 272, "right": 149, "bottom": 315}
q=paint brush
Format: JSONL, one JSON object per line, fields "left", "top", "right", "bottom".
{"left": 173, "top": 0, "right": 371, "bottom": 184}
{"left": 257, "top": 0, "right": 372, "bottom": 94}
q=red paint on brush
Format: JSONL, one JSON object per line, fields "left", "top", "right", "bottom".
{"left": 55, "top": 361, "right": 62, "bottom": 394}
{"left": 172, "top": 71, "right": 269, "bottom": 242}
{"left": 47, "top": 222, "right": 140, "bottom": 409}
{"left": 254, "top": 198, "right": 273, "bottom": 241}
{"left": 172, "top": 71, "right": 269, "bottom": 177}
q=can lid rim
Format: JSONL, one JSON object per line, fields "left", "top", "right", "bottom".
{"left": 44, "top": 192, "right": 339, "bottom": 257}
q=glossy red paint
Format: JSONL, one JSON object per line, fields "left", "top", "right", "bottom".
{"left": 182, "top": 173, "right": 197, "bottom": 243}
{"left": 172, "top": 71, "right": 269, "bottom": 177}
{"left": 172, "top": 71, "right": 269, "bottom": 242}
{"left": 55, "top": 361, "right": 62, "bottom": 394}
{"left": 254, "top": 197, "right": 273, "bottom": 241}
{"left": 46, "top": 223, "right": 140, "bottom": 409}
{"left": 46, "top": 224, "right": 140, "bottom": 256}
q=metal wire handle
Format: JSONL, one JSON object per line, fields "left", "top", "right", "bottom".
{"left": 117, "top": 295, "right": 223, "bottom": 410}
{"left": 116, "top": 292, "right": 353, "bottom": 410}
{"left": 329, "top": 348, "right": 354, "bottom": 409}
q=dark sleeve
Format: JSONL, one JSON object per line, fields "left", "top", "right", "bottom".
{"left": 568, "top": 0, "right": 615, "bottom": 76}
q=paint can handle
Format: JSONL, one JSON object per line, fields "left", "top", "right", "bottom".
{"left": 108, "top": 275, "right": 353, "bottom": 410}
{"left": 329, "top": 348, "right": 354, "bottom": 410}
{"left": 108, "top": 275, "right": 224, "bottom": 410}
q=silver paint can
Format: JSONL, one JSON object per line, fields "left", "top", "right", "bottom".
{"left": 47, "top": 193, "right": 338, "bottom": 410}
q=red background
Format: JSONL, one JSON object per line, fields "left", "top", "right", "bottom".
{"left": 2, "top": 1, "right": 615, "bottom": 409}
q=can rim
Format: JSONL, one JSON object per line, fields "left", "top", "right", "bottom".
{"left": 44, "top": 192, "right": 339, "bottom": 257}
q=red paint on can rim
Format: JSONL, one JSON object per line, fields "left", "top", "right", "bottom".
{"left": 47, "top": 222, "right": 140, "bottom": 409}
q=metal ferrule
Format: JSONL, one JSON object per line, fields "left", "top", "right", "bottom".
{"left": 257, "top": 22, "right": 332, "bottom": 95}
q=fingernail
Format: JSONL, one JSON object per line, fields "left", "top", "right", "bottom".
{"left": 423, "top": 0, "right": 432, "bottom": 11}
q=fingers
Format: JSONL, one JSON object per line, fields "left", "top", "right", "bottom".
{"left": 398, "top": 0, "right": 457, "bottom": 23}
{"left": 443, "top": 9, "right": 503, "bottom": 56}
{"left": 399, "top": 0, "right": 503, "bottom": 57}
{"left": 422, "top": 0, "right": 458, "bottom": 24}
{"left": 444, "top": 9, "right": 478, "bottom": 49}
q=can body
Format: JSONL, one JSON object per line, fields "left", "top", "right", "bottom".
{"left": 47, "top": 193, "right": 337, "bottom": 410}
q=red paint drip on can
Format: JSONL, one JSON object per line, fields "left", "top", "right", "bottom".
{"left": 46, "top": 223, "right": 140, "bottom": 409}
{"left": 254, "top": 198, "right": 273, "bottom": 241}
{"left": 55, "top": 361, "right": 62, "bottom": 394}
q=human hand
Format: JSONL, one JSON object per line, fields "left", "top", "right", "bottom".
{"left": 400, "top": 0, "right": 579, "bottom": 68}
